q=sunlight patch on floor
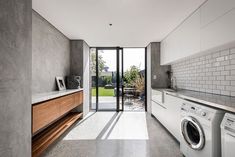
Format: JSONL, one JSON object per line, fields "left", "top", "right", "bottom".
{"left": 63, "top": 112, "right": 116, "bottom": 140}
{"left": 63, "top": 112, "right": 149, "bottom": 141}
{"left": 103, "top": 112, "right": 149, "bottom": 140}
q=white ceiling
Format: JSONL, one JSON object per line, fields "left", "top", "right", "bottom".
{"left": 33, "top": 0, "right": 205, "bottom": 47}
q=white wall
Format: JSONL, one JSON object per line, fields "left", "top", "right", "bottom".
{"left": 161, "top": 0, "right": 235, "bottom": 65}
{"left": 83, "top": 41, "right": 90, "bottom": 116}
{"left": 147, "top": 44, "right": 152, "bottom": 113}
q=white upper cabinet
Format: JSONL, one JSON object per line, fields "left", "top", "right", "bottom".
{"left": 200, "top": 0, "right": 235, "bottom": 51}
{"left": 161, "top": 0, "right": 235, "bottom": 65}
{"left": 200, "top": 0, "right": 235, "bottom": 27}
{"left": 201, "top": 8, "right": 235, "bottom": 51}
{"left": 161, "top": 10, "right": 200, "bottom": 65}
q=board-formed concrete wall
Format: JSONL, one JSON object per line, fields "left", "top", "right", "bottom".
{"left": 70, "top": 40, "right": 90, "bottom": 117}
{"left": 0, "top": 0, "right": 32, "bottom": 156}
{"left": 32, "top": 10, "right": 70, "bottom": 94}
{"left": 150, "top": 42, "right": 171, "bottom": 88}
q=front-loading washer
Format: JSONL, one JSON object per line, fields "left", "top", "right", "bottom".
{"left": 180, "top": 100, "right": 224, "bottom": 157}
{"left": 221, "top": 113, "right": 235, "bottom": 157}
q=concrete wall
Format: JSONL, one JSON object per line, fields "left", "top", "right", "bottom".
{"left": 150, "top": 42, "right": 171, "bottom": 88}
{"left": 70, "top": 40, "right": 90, "bottom": 117}
{"left": 0, "top": 0, "right": 32, "bottom": 156}
{"left": 70, "top": 40, "right": 84, "bottom": 84}
{"left": 32, "top": 10, "right": 70, "bottom": 94}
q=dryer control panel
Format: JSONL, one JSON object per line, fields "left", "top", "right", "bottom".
{"left": 222, "top": 114, "right": 235, "bottom": 131}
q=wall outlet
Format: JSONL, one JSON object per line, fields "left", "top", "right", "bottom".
{"left": 153, "top": 75, "right": 157, "bottom": 80}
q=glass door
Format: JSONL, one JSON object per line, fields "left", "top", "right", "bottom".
{"left": 90, "top": 47, "right": 146, "bottom": 112}
{"left": 119, "top": 48, "right": 124, "bottom": 111}
{"left": 92, "top": 47, "right": 123, "bottom": 111}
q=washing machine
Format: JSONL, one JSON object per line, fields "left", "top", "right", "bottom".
{"left": 180, "top": 100, "right": 224, "bottom": 157}
{"left": 221, "top": 113, "right": 235, "bottom": 157}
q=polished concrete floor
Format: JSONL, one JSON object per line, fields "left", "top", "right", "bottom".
{"left": 42, "top": 112, "right": 183, "bottom": 157}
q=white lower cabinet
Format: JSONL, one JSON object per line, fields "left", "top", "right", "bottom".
{"left": 151, "top": 100, "right": 166, "bottom": 126}
{"left": 164, "top": 93, "right": 183, "bottom": 141}
{"left": 151, "top": 92, "right": 183, "bottom": 141}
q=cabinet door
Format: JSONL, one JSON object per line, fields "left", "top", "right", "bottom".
{"left": 201, "top": 0, "right": 235, "bottom": 27}
{"left": 164, "top": 94, "right": 183, "bottom": 141}
{"left": 33, "top": 100, "right": 60, "bottom": 133}
{"left": 161, "top": 10, "right": 200, "bottom": 65}
{"left": 58, "top": 94, "right": 75, "bottom": 116}
{"left": 179, "top": 10, "right": 200, "bottom": 58}
{"left": 201, "top": 9, "right": 235, "bottom": 52}
{"left": 151, "top": 100, "right": 167, "bottom": 126}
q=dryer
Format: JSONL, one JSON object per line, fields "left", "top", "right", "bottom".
{"left": 221, "top": 113, "right": 235, "bottom": 157}
{"left": 180, "top": 100, "right": 224, "bottom": 157}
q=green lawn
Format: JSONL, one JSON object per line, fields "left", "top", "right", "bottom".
{"left": 92, "top": 87, "right": 114, "bottom": 96}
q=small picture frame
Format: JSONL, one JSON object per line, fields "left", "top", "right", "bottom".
{"left": 56, "top": 77, "right": 66, "bottom": 91}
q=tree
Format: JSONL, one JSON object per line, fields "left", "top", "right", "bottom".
{"left": 124, "top": 65, "right": 140, "bottom": 86}
{"left": 91, "top": 52, "right": 106, "bottom": 74}
{"left": 103, "top": 76, "right": 112, "bottom": 84}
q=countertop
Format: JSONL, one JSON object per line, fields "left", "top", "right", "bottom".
{"left": 32, "top": 89, "right": 83, "bottom": 104}
{"left": 152, "top": 88, "right": 235, "bottom": 113}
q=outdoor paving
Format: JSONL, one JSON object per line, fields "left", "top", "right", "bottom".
{"left": 91, "top": 96, "right": 145, "bottom": 111}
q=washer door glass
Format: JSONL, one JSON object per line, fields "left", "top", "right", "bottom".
{"left": 181, "top": 116, "right": 205, "bottom": 150}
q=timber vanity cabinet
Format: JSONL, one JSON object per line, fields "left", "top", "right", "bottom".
{"left": 32, "top": 90, "right": 83, "bottom": 157}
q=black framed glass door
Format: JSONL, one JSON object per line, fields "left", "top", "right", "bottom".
{"left": 91, "top": 47, "right": 146, "bottom": 112}
{"left": 93, "top": 47, "right": 123, "bottom": 111}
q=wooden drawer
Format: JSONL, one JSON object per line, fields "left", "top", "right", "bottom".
{"left": 33, "top": 101, "right": 60, "bottom": 133}
{"left": 74, "top": 91, "right": 83, "bottom": 106}
{"left": 32, "top": 91, "right": 83, "bottom": 134}
{"left": 58, "top": 94, "right": 75, "bottom": 116}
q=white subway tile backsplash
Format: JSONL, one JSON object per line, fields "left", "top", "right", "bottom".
{"left": 213, "top": 52, "right": 220, "bottom": 58}
{"left": 221, "top": 71, "right": 229, "bottom": 75}
{"left": 221, "top": 60, "right": 230, "bottom": 66}
{"left": 230, "top": 54, "right": 235, "bottom": 59}
{"left": 231, "top": 70, "right": 235, "bottom": 75}
{"left": 221, "top": 91, "right": 230, "bottom": 95}
{"left": 216, "top": 56, "right": 224, "bottom": 62}
{"left": 231, "top": 92, "right": 235, "bottom": 96}
{"left": 230, "top": 48, "right": 235, "bottom": 54}
{"left": 221, "top": 50, "right": 230, "bottom": 56}
{"left": 172, "top": 47, "right": 235, "bottom": 97}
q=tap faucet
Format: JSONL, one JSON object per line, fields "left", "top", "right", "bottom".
{"left": 171, "top": 76, "right": 177, "bottom": 91}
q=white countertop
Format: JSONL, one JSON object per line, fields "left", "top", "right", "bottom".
{"left": 153, "top": 88, "right": 235, "bottom": 113}
{"left": 32, "top": 89, "right": 83, "bottom": 104}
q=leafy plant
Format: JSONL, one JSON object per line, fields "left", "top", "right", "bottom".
{"left": 124, "top": 65, "right": 140, "bottom": 86}
{"left": 103, "top": 76, "right": 112, "bottom": 85}
{"left": 91, "top": 51, "right": 106, "bottom": 75}
{"left": 132, "top": 76, "right": 145, "bottom": 93}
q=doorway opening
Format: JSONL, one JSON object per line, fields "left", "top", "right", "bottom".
{"left": 90, "top": 47, "right": 146, "bottom": 112}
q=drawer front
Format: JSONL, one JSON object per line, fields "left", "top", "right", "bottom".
{"left": 58, "top": 94, "right": 75, "bottom": 116}
{"left": 74, "top": 91, "right": 83, "bottom": 106}
{"left": 33, "top": 100, "right": 60, "bottom": 133}
{"left": 151, "top": 100, "right": 166, "bottom": 122}
{"left": 32, "top": 91, "right": 83, "bottom": 134}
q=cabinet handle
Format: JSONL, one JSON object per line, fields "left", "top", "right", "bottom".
{"left": 152, "top": 100, "right": 166, "bottom": 109}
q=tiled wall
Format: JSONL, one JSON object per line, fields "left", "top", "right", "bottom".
{"left": 172, "top": 47, "right": 235, "bottom": 96}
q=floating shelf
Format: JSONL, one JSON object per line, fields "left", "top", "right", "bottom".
{"left": 32, "top": 112, "right": 83, "bottom": 157}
